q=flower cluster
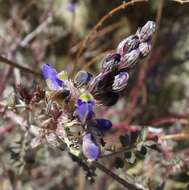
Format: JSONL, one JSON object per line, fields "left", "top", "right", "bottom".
{"left": 90, "top": 21, "right": 156, "bottom": 105}
{"left": 38, "top": 21, "right": 156, "bottom": 162}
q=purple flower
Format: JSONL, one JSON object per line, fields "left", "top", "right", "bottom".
{"left": 67, "top": 2, "right": 77, "bottom": 13}
{"left": 95, "top": 119, "right": 112, "bottom": 131}
{"left": 112, "top": 72, "right": 129, "bottom": 92}
{"left": 82, "top": 133, "right": 100, "bottom": 161}
{"left": 75, "top": 99, "right": 95, "bottom": 123}
{"left": 42, "top": 64, "right": 63, "bottom": 90}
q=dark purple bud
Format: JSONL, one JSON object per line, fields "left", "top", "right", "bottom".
{"left": 74, "top": 70, "right": 93, "bottom": 87}
{"left": 119, "top": 49, "right": 140, "bottom": 69}
{"left": 95, "top": 119, "right": 112, "bottom": 131}
{"left": 89, "top": 71, "right": 116, "bottom": 95}
{"left": 112, "top": 72, "right": 129, "bottom": 92}
{"left": 117, "top": 35, "right": 140, "bottom": 56}
{"left": 82, "top": 133, "right": 100, "bottom": 161}
{"left": 139, "top": 42, "right": 152, "bottom": 57}
{"left": 96, "top": 91, "right": 119, "bottom": 106}
{"left": 136, "top": 21, "right": 156, "bottom": 42}
{"left": 101, "top": 53, "right": 121, "bottom": 72}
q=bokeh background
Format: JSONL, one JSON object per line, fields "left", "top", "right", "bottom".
{"left": 0, "top": 0, "right": 189, "bottom": 190}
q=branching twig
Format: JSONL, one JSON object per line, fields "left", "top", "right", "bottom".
{"left": 0, "top": 55, "right": 42, "bottom": 77}
{"left": 73, "top": 0, "right": 148, "bottom": 74}
{"left": 20, "top": 15, "right": 53, "bottom": 47}
{"left": 71, "top": 20, "right": 123, "bottom": 55}
{"left": 93, "top": 161, "right": 146, "bottom": 190}
{"left": 145, "top": 114, "right": 188, "bottom": 126}
{"left": 82, "top": 50, "right": 113, "bottom": 70}
{"left": 100, "top": 146, "right": 134, "bottom": 159}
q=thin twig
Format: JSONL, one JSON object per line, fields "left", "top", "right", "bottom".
{"left": 100, "top": 146, "right": 134, "bottom": 159}
{"left": 73, "top": 0, "right": 148, "bottom": 75}
{"left": 171, "top": 0, "right": 189, "bottom": 4}
{"left": 160, "top": 133, "right": 189, "bottom": 141}
{"left": 0, "top": 55, "right": 42, "bottom": 77}
{"left": 93, "top": 161, "right": 146, "bottom": 190}
{"left": 145, "top": 114, "right": 188, "bottom": 126}
{"left": 20, "top": 15, "right": 53, "bottom": 47}
{"left": 82, "top": 50, "right": 113, "bottom": 70}
{"left": 71, "top": 20, "right": 123, "bottom": 54}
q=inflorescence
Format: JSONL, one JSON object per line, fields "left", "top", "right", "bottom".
{"left": 33, "top": 21, "right": 156, "bottom": 162}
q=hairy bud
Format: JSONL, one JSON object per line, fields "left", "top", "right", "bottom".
{"left": 139, "top": 42, "right": 152, "bottom": 57}
{"left": 120, "top": 49, "right": 140, "bottom": 69}
{"left": 117, "top": 35, "right": 140, "bottom": 56}
{"left": 112, "top": 72, "right": 129, "bottom": 92}
{"left": 101, "top": 53, "right": 121, "bottom": 72}
{"left": 136, "top": 21, "right": 156, "bottom": 42}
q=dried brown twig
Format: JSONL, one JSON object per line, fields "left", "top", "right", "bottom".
{"left": 0, "top": 55, "right": 41, "bottom": 77}
{"left": 20, "top": 14, "right": 53, "bottom": 47}
{"left": 93, "top": 161, "right": 145, "bottom": 190}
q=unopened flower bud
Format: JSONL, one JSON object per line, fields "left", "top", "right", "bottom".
{"left": 101, "top": 53, "right": 121, "bottom": 72}
{"left": 112, "top": 72, "right": 129, "bottom": 92}
{"left": 139, "top": 42, "right": 152, "bottom": 57}
{"left": 95, "top": 91, "right": 119, "bottom": 106}
{"left": 74, "top": 70, "right": 93, "bottom": 87}
{"left": 120, "top": 49, "right": 140, "bottom": 69}
{"left": 136, "top": 21, "right": 156, "bottom": 42}
{"left": 82, "top": 133, "right": 100, "bottom": 161}
{"left": 117, "top": 35, "right": 140, "bottom": 56}
{"left": 95, "top": 119, "right": 112, "bottom": 131}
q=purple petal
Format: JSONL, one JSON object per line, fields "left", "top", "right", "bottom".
{"left": 42, "top": 64, "right": 63, "bottom": 90}
{"left": 75, "top": 100, "right": 94, "bottom": 123}
{"left": 82, "top": 133, "right": 100, "bottom": 161}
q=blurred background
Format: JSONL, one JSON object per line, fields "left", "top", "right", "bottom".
{"left": 0, "top": 0, "right": 189, "bottom": 190}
